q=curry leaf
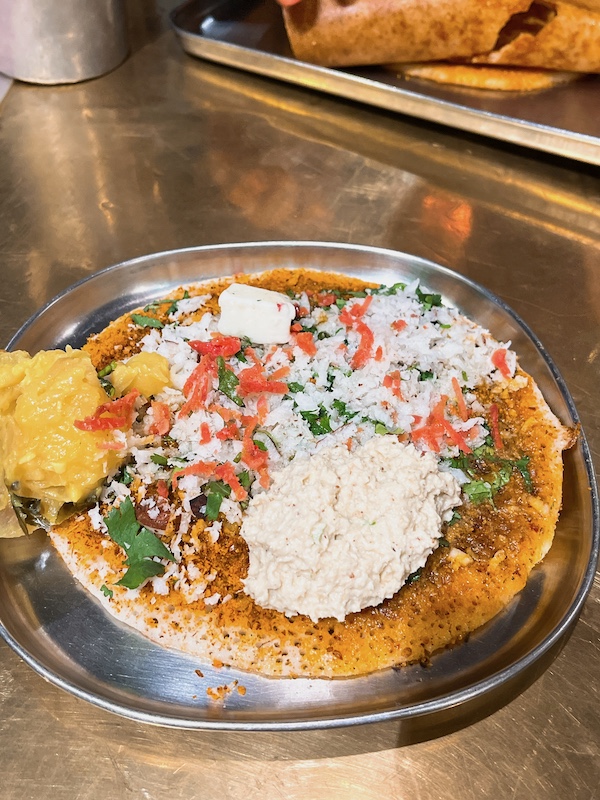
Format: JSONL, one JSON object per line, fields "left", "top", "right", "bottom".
{"left": 131, "top": 313, "right": 164, "bottom": 329}
{"left": 216, "top": 357, "right": 244, "bottom": 406}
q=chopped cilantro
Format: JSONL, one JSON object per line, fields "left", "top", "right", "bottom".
{"left": 131, "top": 313, "right": 164, "bottom": 329}
{"left": 216, "top": 357, "right": 244, "bottom": 406}
{"left": 300, "top": 406, "right": 332, "bottom": 436}
{"left": 493, "top": 463, "right": 513, "bottom": 493}
{"left": 463, "top": 464, "right": 511, "bottom": 505}
{"left": 462, "top": 370, "right": 468, "bottom": 382}
{"left": 372, "top": 282, "right": 406, "bottom": 296}
{"left": 446, "top": 445, "right": 532, "bottom": 507}
{"left": 515, "top": 455, "right": 533, "bottom": 492}
{"left": 114, "top": 465, "right": 133, "bottom": 486}
{"left": 235, "top": 337, "right": 252, "bottom": 363}
{"left": 144, "top": 291, "right": 189, "bottom": 316}
{"left": 464, "top": 480, "right": 494, "bottom": 505}
{"left": 438, "top": 536, "right": 451, "bottom": 548}
{"left": 317, "top": 331, "right": 331, "bottom": 340}
{"left": 287, "top": 382, "right": 305, "bottom": 394}
{"left": 150, "top": 454, "right": 169, "bottom": 466}
{"left": 252, "top": 438, "right": 268, "bottom": 452}
{"left": 415, "top": 286, "right": 443, "bottom": 311}
{"left": 374, "top": 423, "right": 404, "bottom": 435}
{"left": 447, "top": 510, "right": 462, "bottom": 526}
{"left": 205, "top": 480, "right": 232, "bottom": 521}
{"left": 238, "top": 470, "right": 252, "bottom": 490}
{"left": 254, "top": 428, "right": 280, "bottom": 452}
{"left": 332, "top": 399, "right": 358, "bottom": 422}
{"left": 104, "top": 497, "right": 175, "bottom": 590}
{"left": 406, "top": 567, "right": 423, "bottom": 585}
{"left": 100, "top": 584, "right": 113, "bottom": 598}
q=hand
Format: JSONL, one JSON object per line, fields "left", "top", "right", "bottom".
{"left": 276, "top": 0, "right": 302, "bottom": 5}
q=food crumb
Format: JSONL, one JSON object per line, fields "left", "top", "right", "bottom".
{"left": 206, "top": 679, "right": 239, "bottom": 702}
{"left": 195, "top": 669, "right": 204, "bottom": 678}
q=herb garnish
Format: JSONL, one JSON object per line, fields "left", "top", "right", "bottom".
{"left": 445, "top": 446, "right": 533, "bottom": 506}
{"left": 143, "top": 290, "right": 190, "bottom": 316}
{"left": 447, "top": 510, "right": 462, "bottom": 526}
{"left": 415, "top": 286, "right": 443, "bottom": 311}
{"left": 406, "top": 567, "right": 423, "bottom": 585}
{"left": 300, "top": 406, "right": 333, "bottom": 436}
{"left": 216, "top": 357, "right": 244, "bottom": 406}
{"left": 371, "top": 282, "right": 406, "bottom": 296}
{"left": 332, "top": 399, "right": 358, "bottom": 422}
{"left": 131, "top": 313, "right": 164, "bottom": 329}
{"left": 204, "top": 480, "right": 232, "bottom": 521}
{"left": 374, "top": 422, "right": 404, "bottom": 436}
{"left": 104, "top": 497, "right": 175, "bottom": 590}
{"left": 235, "top": 337, "right": 253, "bottom": 363}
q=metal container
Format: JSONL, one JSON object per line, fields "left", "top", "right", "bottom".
{"left": 0, "top": 0, "right": 128, "bottom": 84}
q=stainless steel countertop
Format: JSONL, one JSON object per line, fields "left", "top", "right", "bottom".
{"left": 1, "top": 2, "right": 599, "bottom": 797}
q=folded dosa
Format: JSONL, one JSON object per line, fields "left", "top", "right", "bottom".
{"left": 283, "top": 0, "right": 600, "bottom": 75}
{"left": 390, "top": 63, "right": 579, "bottom": 91}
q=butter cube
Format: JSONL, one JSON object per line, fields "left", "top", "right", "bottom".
{"left": 218, "top": 283, "right": 296, "bottom": 344}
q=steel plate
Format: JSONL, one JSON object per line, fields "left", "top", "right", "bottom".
{"left": 1, "top": 241, "right": 597, "bottom": 732}
{"left": 170, "top": 0, "right": 600, "bottom": 166}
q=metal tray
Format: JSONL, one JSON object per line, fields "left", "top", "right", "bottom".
{"left": 1, "top": 242, "right": 598, "bottom": 732}
{"left": 171, "top": 0, "right": 600, "bottom": 166}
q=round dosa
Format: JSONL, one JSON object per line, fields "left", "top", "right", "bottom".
{"left": 47, "top": 270, "right": 575, "bottom": 679}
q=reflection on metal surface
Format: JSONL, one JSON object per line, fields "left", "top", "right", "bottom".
{"left": 0, "top": 6, "right": 599, "bottom": 793}
{"left": 0, "top": 0, "right": 128, "bottom": 84}
{"left": 181, "top": 59, "right": 600, "bottom": 249}
{"left": 1, "top": 242, "right": 598, "bottom": 734}
{"left": 171, "top": 0, "right": 600, "bottom": 166}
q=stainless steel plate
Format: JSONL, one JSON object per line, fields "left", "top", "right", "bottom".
{"left": 1, "top": 242, "right": 598, "bottom": 732}
{"left": 171, "top": 0, "right": 600, "bottom": 166}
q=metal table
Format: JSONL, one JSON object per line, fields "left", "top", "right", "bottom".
{"left": 0, "top": 1, "right": 598, "bottom": 797}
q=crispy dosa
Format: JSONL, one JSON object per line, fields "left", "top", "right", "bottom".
{"left": 46, "top": 269, "right": 575, "bottom": 678}
{"left": 390, "top": 63, "right": 579, "bottom": 91}
{"left": 283, "top": 0, "right": 600, "bottom": 82}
